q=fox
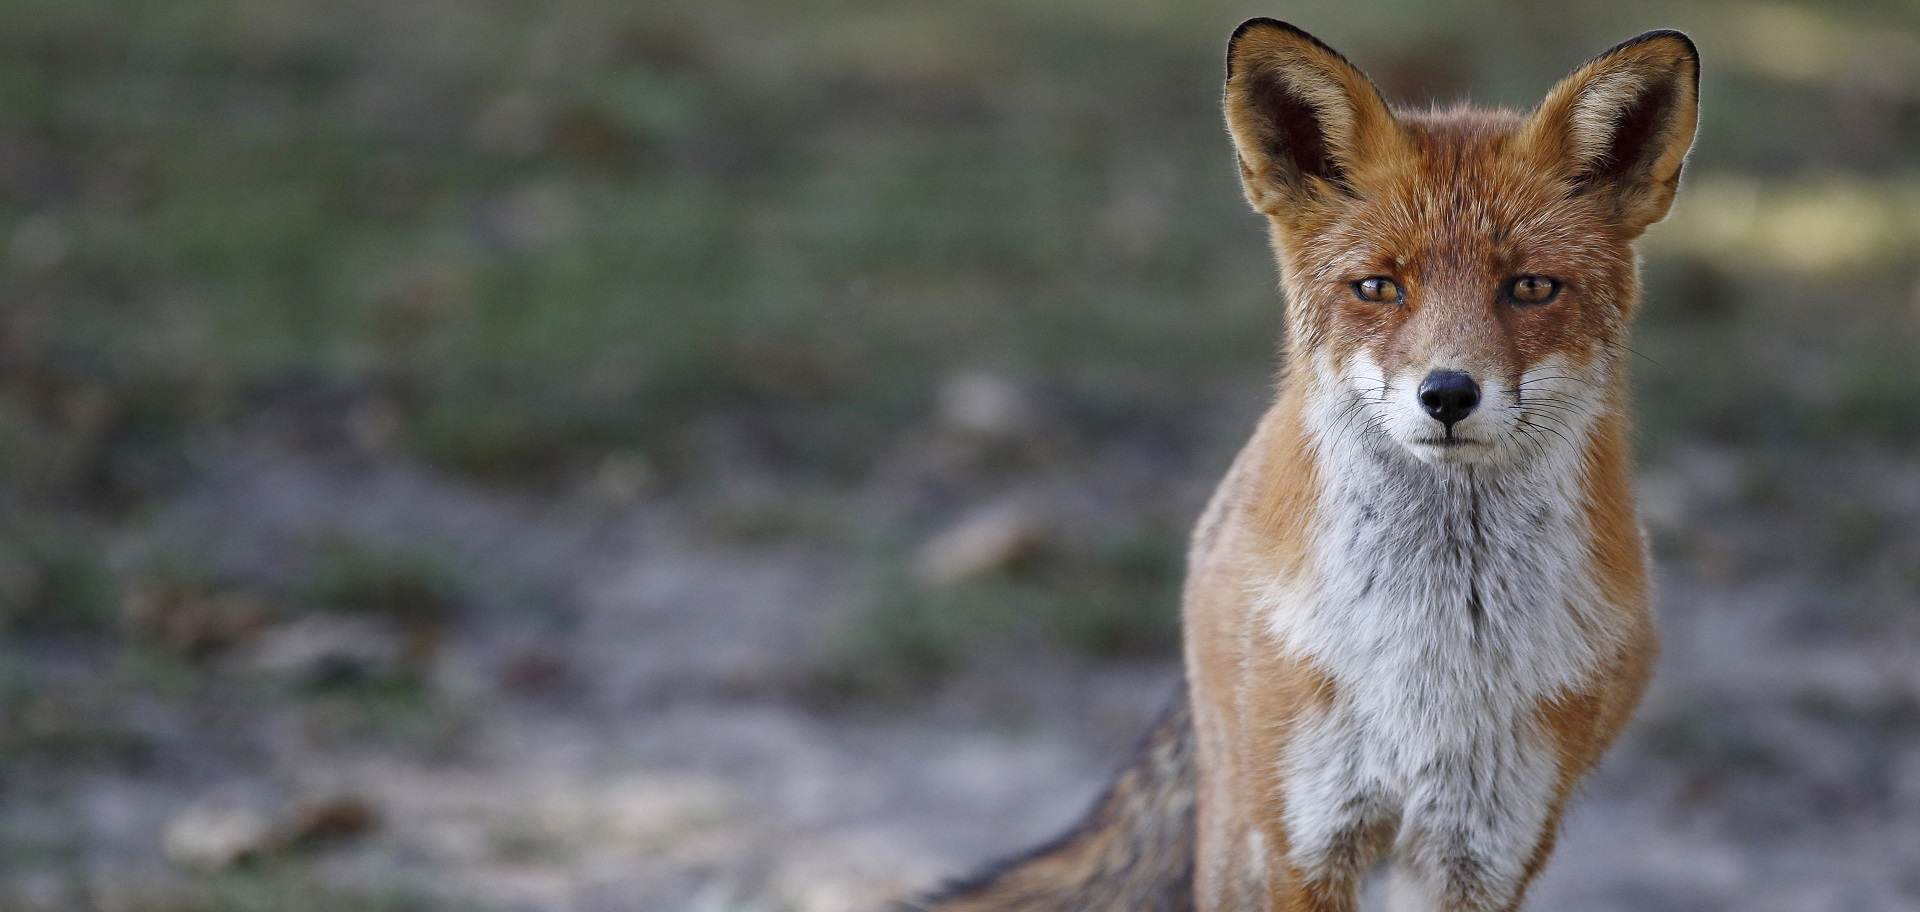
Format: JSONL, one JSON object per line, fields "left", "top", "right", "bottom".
{"left": 909, "top": 18, "right": 1700, "bottom": 912}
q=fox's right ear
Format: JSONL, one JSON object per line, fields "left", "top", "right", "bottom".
{"left": 1223, "top": 20, "right": 1403, "bottom": 217}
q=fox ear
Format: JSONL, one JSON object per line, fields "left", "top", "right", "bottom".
{"left": 1224, "top": 20, "right": 1403, "bottom": 217}
{"left": 1524, "top": 30, "right": 1700, "bottom": 233}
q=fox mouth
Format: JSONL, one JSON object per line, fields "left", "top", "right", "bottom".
{"left": 1410, "top": 437, "right": 1485, "bottom": 448}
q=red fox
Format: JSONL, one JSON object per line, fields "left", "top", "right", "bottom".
{"left": 913, "top": 19, "right": 1698, "bottom": 912}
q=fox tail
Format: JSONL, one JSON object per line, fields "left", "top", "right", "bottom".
{"left": 907, "top": 686, "right": 1196, "bottom": 912}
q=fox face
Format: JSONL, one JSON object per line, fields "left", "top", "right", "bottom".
{"left": 1225, "top": 23, "right": 1698, "bottom": 467}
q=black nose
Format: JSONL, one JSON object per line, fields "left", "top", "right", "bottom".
{"left": 1418, "top": 370, "right": 1480, "bottom": 428}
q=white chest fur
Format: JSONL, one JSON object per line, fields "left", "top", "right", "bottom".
{"left": 1253, "top": 383, "right": 1622, "bottom": 901}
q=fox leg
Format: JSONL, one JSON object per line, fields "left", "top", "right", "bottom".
{"left": 1384, "top": 798, "right": 1563, "bottom": 912}
{"left": 1382, "top": 803, "right": 1565, "bottom": 912}
{"left": 1495, "top": 803, "right": 1566, "bottom": 912}
{"left": 1381, "top": 739, "right": 1564, "bottom": 912}
{"left": 1260, "top": 815, "right": 1397, "bottom": 912}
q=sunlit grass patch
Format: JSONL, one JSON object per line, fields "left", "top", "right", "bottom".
{"left": 1654, "top": 173, "right": 1920, "bottom": 275}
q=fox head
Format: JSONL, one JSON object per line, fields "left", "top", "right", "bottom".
{"left": 1224, "top": 21, "right": 1698, "bottom": 468}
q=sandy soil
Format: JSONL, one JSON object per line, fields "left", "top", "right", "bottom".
{"left": 9, "top": 438, "right": 1916, "bottom": 912}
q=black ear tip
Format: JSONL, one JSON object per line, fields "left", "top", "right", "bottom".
{"left": 1228, "top": 18, "right": 1285, "bottom": 77}
{"left": 1226, "top": 19, "right": 1339, "bottom": 77}
{"left": 1236, "top": 17, "right": 1282, "bottom": 43}
{"left": 1230, "top": 17, "right": 1298, "bottom": 44}
{"left": 1229, "top": 18, "right": 1331, "bottom": 50}
{"left": 1617, "top": 28, "right": 1699, "bottom": 65}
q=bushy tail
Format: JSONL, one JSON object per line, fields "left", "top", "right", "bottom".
{"left": 908, "top": 687, "right": 1195, "bottom": 912}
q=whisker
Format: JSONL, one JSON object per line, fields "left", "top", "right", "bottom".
{"left": 1519, "top": 417, "right": 1572, "bottom": 449}
{"left": 1512, "top": 400, "right": 1583, "bottom": 416}
{"left": 1510, "top": 423, "right": 1551, "bottom": 459}
{"left": 1600, "top": 338, "right": 1663, "bottom": 370}
{"left": 1515, "top": 376, "right": 1586, "bottom": 386}
{"left": 1521, "top": 410, "right": 1579, "bottom": 439}
{"left": 1513, "top": 389, "right": 1589, "bottom": 406}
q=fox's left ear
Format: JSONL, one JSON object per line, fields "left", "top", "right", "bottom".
{"left": 1524, "top": 30, "right": 1700, "bottom": 234}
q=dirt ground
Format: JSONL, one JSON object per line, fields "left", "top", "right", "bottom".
{"left": 3, "top": 2, "right": 1918, "bottom": 910}
{"left": 8, "top": 427, "right": 1920, "bottom": 911}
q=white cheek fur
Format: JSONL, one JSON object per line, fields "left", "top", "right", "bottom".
{"left": 1322, "top": 350, "right": 1607, "bottom": 469}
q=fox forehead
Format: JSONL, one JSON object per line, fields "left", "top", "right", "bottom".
{"left": 1282, "top": 108, "right": 1637, "bottom": 375}
{"left": 1300, "top": 108, "right": 1628, "bottom": 284}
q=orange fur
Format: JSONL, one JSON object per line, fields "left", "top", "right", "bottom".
{"left": 1192, "top": 21, "right": 1697, "bottom": 910}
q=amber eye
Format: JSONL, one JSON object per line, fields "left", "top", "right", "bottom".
{"left": 1352, "top": 277, "right": 1402, "bottom": 303}
{"left": 1507, "top": 275, "right": 1561, "bottom": 305}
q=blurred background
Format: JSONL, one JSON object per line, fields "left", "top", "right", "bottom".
{"left": 1, "top": 0, "right": 1917, "bottom": 909}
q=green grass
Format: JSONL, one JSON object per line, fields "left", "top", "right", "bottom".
{"left": 0, "top": 520, "right": 117, "bottom": 637}
{"left": 296, "top": 541, "right": 459, "bottom": 628}
{"left": 2, "top": 0, "right": 1913, "bottom": 496}
{"left": 806, "top": 521, "right": 1184, "bottom": 702}
{"left": 0, "top": 661, "right": 155, "bottom": 773}
{"left": 291, "top": 671, "right": 468, "bottom": 759}
{"left": 0, "top": 0, "right": 1915, "bottom": 685}
{"left": 126, "top": 866, "right": 462, "bottom": 912}
{"left": 280, "top": 543, "right": 469, "bottom": 752}
{"left": 0, "top": 833, "right": 462, "bottom": 909}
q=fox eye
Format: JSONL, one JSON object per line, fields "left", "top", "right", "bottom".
{"left": 1352, "top": 277, "right": 1401, "bottom": 303}
{"left": 1507, "top": 275, "right": 1561, "bottom": 305}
